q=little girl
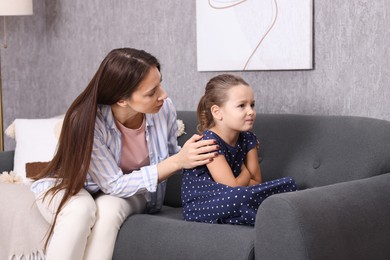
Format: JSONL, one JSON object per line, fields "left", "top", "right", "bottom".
{"left": 182, "top": 74, "right": 297, "bottom": 225}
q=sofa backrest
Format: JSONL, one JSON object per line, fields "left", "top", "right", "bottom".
{"left": 164, "top": 111, "right": 390, "bottom": 207}
{"left": 0, "top": 150, "right": 15, "bottom": 172}
{"left": 252, "top": 113, "right": 390, "bottom": 188}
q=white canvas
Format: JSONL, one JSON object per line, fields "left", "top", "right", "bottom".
{"left": 196, "top": 0, "right": 313, "bottom": 71}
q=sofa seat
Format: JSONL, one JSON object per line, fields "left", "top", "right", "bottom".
{"left": 114, "top": 206, "right": 255, "bottom": 260}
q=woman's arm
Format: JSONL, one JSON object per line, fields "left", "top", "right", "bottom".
{"left": 89, "top": 132, "right": 218, "bottom": 196}
{"left": 245, "top": 147, "right": 262, "bottom": 185}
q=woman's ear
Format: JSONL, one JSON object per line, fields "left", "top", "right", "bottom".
{"left": 116, "top": 99, "right": 128, "bottom": 108}
{"left": 211, "top": 105, "right": 222, "bottom": 120}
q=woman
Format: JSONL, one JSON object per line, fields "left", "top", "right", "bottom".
{"left": 31, "top": 48, "right": 218, "bottom": 260}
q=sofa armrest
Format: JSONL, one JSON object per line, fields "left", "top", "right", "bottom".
{"left": 255, "top": 173, "right": 390, "bottom": 260}
{"left": 0, "top": 150, "right": 14, "bottom": 172}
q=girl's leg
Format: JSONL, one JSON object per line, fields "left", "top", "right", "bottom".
{"left": 35, "top": 188, "right": 97, "bottom": 260}
{"left": 83, "top": 193, "right": 147, "bottom": 260}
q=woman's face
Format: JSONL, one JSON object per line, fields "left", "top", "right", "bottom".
{"left": 127, "top": 66, "right": 167, "bottom": 114}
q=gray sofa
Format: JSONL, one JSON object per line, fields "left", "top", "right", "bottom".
{"left": 1, "top": 111, "right": 390, "bottom": 260}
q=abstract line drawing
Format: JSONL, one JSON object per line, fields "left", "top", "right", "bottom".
{"left": 196, "top": 0, "right": 313, "bottom": 71}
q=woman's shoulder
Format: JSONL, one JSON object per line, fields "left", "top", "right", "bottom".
{"left": 96, "top": 105, "right": 115, "bottom": 125}
{"left": 94, "top": 105, "right": 116, "bottom": 137}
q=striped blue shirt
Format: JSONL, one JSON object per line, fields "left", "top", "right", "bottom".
{"left": 31, "top": 98, "right": 181, "bottom": 213}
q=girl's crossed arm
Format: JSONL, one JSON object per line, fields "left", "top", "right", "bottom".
{"left": 245, "top": 147, "right": 262, "bottom": 185}
{"left": 206, "top": 154, "right": 251, "bottom": 187}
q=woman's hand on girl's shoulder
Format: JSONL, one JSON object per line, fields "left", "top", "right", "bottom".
{"left": 177, "top": 134, "right": 219, "bottom": 169}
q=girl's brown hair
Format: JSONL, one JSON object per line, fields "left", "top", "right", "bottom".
{"left": 33, "top": 48, "right": 160, "bottom": 249}
{"left": 197, "top": 74, "right": 249, "bottom": 133}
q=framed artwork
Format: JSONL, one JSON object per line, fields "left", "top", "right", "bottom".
{"left": 196, "top": 0, "right": 314, "bottom": 71}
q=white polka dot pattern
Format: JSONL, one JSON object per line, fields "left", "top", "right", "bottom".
{"left": 182, "top": 130, "right": 297, "bottom": 225}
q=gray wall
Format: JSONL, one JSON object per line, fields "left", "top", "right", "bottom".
{"left": 1, "top": 0, "right": 390, "bottom": 150}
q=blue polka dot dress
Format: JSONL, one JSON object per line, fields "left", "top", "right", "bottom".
{"left": 182, "top": 130, "right": 297, "bottom": 225}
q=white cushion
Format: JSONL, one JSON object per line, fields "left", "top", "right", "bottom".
{"left": 13, "top": 118, "right": 63, "bottom": 179}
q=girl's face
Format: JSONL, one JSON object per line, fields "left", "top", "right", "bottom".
{"left": 127, "top": 66, "right": 167, "bottom": 114}
{"left": 219, "top": 84, "right": 256, "bottom": 132}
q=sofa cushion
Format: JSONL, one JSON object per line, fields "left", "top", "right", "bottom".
{"left": 25, "top": 161, "right": 50, "bottom": 178}
{"left": 12, "top": 118, "right": 63, "bottom": 179}
{"left": 114, "top": 206, "right": 255, "bottom": 260}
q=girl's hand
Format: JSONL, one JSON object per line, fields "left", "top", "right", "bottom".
{"left": 176, "top": 134, "right": 219, "bottom": 169}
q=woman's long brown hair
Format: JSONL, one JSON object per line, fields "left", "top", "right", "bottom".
{"left": 32, "top": 48, "right": 160, "bottom": 250}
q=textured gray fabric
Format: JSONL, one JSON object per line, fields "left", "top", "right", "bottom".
{"left": 255, "top": 173, "right": 390, "bottom": 260}
{"left": 163, "top": 171, "right": 182, "bottom": 207}
{"left": 253, "top": 114, "right": 390, "bottom": 189}
{"left": 0, "top": 150, "right": 14, "bottom": 172}
{"left": 114, "top": 206, "right": 255, "bottom": 260}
